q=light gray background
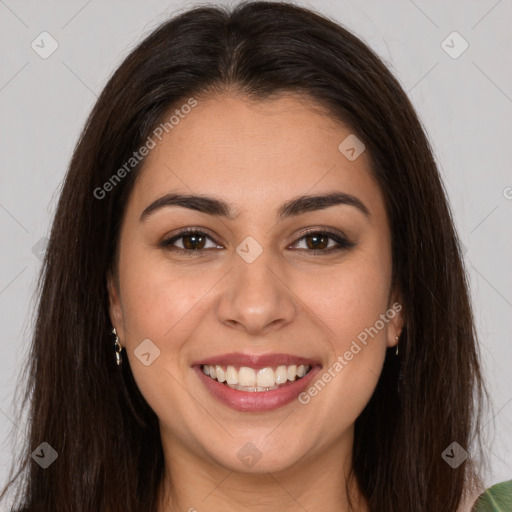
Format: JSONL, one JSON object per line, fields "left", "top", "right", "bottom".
{"left": 1, "top": 0, "right": 511, "bottom": 496}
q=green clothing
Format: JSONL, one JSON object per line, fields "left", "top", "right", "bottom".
{"left": 471, "top": 480, "right": 512, "bottom": 511}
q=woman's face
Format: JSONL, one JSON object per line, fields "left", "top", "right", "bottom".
{"left": 108, "top": 93, "right": 403, "bottom": 475}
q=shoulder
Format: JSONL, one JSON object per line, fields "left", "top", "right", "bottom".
{"left": 470, "top": 480, "right": 512, "bottom": 512}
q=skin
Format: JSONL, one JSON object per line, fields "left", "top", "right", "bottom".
{"left": 107, "top": 92, "right": 404, "bottom": 512}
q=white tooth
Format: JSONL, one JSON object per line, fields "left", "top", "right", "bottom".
{"left": 226, "top": 365, "right": 238, "bottom": 385}
{"left": 275, "top": 365, "right": 288, "bottom": 384}
{"left": 215, "top": 365, "right": 226, "bottom": 383}
{"left": 257, "top": 367, "right": 275, "bottom": 388}
{"left": 287, "top": 365, "right": 297, "bottom": 381}
{"left": 207, "top": 363, "right": 310, "bottom": 389}
{"left": 238, "top": 367, "right": 256, "bottom": 387}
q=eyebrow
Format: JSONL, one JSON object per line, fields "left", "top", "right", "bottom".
{"left": 139, "top": 191, "right": 370, "bottom": 222}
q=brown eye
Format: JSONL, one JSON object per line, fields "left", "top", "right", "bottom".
{"left": 161, "top": 228, "right": 354, "bottom": 257}
{"left": 161, "top": 229, "right": 220, "bottom": 256}
{"left": 180, "top": 232, "right": 207, "bottom": 250}
{"left": 304, "top": 233, "right": 330, "bottom": 250}
{"left": 291, "top": 230, "right": 355, "bottom": 254}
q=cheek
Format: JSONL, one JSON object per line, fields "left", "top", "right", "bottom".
{"left": 115, "top": 246, "right": 205, "bottom": 426}
{"left": 299, "top": 252, "right": 391, "bottom": 348}
{"left": 295, "top": 250, "right": 391, "bottom": 407}
{"left": 117, "top": 239, "right": 209, "bottom": 341}
{"left": 298, "top": 254, "right": 391, "bottom": 422}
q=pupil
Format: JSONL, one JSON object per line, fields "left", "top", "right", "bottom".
{"left": 307, "top": 234, "right": 327, "bottom": 250}
{"left": 184, "top": 234, "right": 204, "bottom": 250}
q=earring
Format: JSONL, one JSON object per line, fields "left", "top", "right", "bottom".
{"left": 112, "top": 327, "right": 123, "bottom": 366}
{"left": 395, "top": 334, "right": 399, "bottom": 356}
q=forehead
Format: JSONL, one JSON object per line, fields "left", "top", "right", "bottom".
{"left": 128, "top": 93, "right": 386, "bottom": 223}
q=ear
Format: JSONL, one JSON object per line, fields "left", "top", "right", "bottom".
{"left": 386, "top": 292, "right": 405, "bottom": 349}
{"left": 107, "top": 269, "right": 125, "bottom": 341}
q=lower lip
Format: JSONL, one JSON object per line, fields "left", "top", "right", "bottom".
{"left": 194, "top": 365, "right": 322, "bottom": 412}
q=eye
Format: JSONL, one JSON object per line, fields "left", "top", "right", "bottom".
{"left": 160, "top": 228, "right": 355, "bottom": 257}
{"left": 290, "top": 229, "right": 355, "bottom": 254}
{"left": 160, "top": 228, "right": 221, "bottom": 256}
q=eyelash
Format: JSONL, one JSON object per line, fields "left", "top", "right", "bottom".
{"left": 160, "top": 227, "right": 355, "bottom": 257}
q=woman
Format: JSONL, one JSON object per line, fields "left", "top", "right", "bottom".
{"left": 1, "top": 1, "right": 509, "bottom": 511}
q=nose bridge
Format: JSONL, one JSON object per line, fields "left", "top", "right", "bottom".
{"left": 235, "top": 242, "right": 279, "bottom": 299}
{"left": 216, "top": 238, "right": 296, "bottom": 334}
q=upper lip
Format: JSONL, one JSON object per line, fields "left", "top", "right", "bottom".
{"left": 191, "top": 352, "right": 321, "bottom": 369}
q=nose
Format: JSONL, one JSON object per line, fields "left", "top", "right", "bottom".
{"left": 216, "top": 249, "right": 297, "bottom": 337}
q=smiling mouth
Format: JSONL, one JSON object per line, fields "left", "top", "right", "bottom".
{"left": 201, "top": 364, "right": 312, "bottom": 392}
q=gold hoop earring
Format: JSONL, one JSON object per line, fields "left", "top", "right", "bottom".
{"left": 112, "top": 327, "right": 123, "bottom": 366}
{"left": 395, "top": 334, "right": 399, "bottom": 356}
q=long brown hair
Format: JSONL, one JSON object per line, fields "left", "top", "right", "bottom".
{"left": 1, "top": 2, "right": 490, "bottom": 510}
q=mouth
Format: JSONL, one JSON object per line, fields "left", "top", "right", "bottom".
{"left": 201, "top": 363, "right": 312, "bottom": 392}
{"left": 192, "top": 353, "right": 322, "bottom": 412}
